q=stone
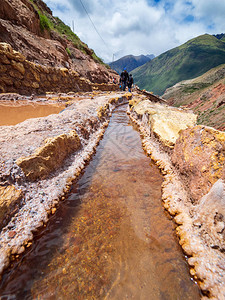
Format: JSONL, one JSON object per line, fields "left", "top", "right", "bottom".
{"left": 1, "top": 76, "right": 13, "bottom": 85}
{"left": 11, "top": 51, "right": 26, "bottom": 62}
{"left": 132, "top": 100, "right": 197, "bottom": 148}
{"left": 9, "top": 69, "right": 24, "bottom": 79}
{"left": 32, "top": 82, "right": 39, "bottom": 89}
{"left": 0, "top": 84, "right": 5, "bottom": 92}
{"left": 0, "top": 54, "right": 10, "bottom": 65}
{"left": 11, "top": 60, "right": 25, "bottom": 75}
{"left": 31, "top": 69, "right": 40, "bottom": 82}
{"left": 0, "top": 42, "right": 13, "bottom": 53}
{"left": 0, "top": 185, "right": 23, "bottom": 228}
{"left": 172, "top": 125, "right": 225, "bottom": 203}
{"left": 8, "top": 231, "right": 16, "bottom": 238}
{"left": 16, "top": 130, "right": 82, "bottom": 181}
{"left": 193, "top": 179, "right": 225, "bottom": 249}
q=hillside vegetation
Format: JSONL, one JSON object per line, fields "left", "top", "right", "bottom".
{"left": 133, "top": 34, "right": 225, "bottom": 95}
{"left": 0, "top": 0, "right": 118, "bottom": 85}
{"left": 29, "top": 0, "right": 104, "bottom": 64}
{"left": 163, "top": 64, "right": 225, "bottom": 131}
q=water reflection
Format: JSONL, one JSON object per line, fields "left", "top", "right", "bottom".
{"left": 0, "top": 102, "right": 64, "bottom": 126}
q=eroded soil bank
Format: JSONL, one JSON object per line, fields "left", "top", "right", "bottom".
{"left": 0, "top": 105, "right": 201, "bottom": 299}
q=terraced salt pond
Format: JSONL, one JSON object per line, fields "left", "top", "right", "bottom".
{"left": 0, "top": 101, "right": 65, "bottom": 126}
{"left": 0, "top": 105, "right": 201, "bottom": 299}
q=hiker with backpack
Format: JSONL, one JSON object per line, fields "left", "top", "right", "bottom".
{"left": 128, "top": 74, "right": 134, "bottom": 92}
{"left": 120, "top": 68, "right": 129, "bottom": 91}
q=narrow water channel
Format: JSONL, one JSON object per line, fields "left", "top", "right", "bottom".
{"left": 0, "top": 105, "right": 201, "bottom": 299}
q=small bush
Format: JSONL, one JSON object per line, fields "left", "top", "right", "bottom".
{"left": 66, "top": 47, "right": 71, "bottom": 57}
{"left": 39, "top": 12, "right": 50, "bottom": 32}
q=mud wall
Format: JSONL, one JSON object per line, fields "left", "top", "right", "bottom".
{"left": 0, "top": 43, "right": 119, "bottom": 95}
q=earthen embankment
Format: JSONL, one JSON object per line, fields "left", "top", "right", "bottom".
{"left": 0, "top": 43, "right": 119, "bottom": 95}
{"left": 128, "top": 94, "right": 225, "bottom": 299}
{"left": 0, "top": 91, "right": 131, "bottom": 276}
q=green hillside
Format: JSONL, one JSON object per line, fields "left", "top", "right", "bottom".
{"left": 163, "top": 64, "right": 225, "bottom": 131}
{"left": 28, "top": 0, "right": 105, "bottom": 65}
{"left": 133, "top": 34, "right": 225, "bottom": 95}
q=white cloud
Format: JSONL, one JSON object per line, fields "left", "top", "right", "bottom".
{"left": 45, "top": 0, "right": 225, "bottom": 62}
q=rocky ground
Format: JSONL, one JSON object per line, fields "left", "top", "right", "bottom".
{"left": 128, "top": 96, "right": 225, "bottom": 299}
{"left": 0, "top": 91, "right": 132, "bottom": 276}
{"left": 0, "top": 90, "right": 224, "bottom": 299}
{"left": 2, "top": 1, "right": 224, "bottom": 298}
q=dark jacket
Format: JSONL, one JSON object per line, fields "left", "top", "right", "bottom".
{"left": 120, "top": 70, "right": 129, "bottom": 83}
{"left": 128, "top": 75, "right": 133, "bottom": 87}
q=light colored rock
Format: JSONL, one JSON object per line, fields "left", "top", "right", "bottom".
{"left": 0, "top": 42, "right": 13, "bottom": 53}
{"left": 132, "top": 99, "right": 197, "bottom": 148}
{"left": 0, "top": 185, "right": 23, "bottom": 227}
{"left": 16, "top": 130, "right": 81, "bottom": 181}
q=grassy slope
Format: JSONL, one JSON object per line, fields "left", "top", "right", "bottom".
{"left": 133, "top": 34, "right": 225, "bottom": 95}
{"left": 29, "top": 0, "right": 106, "bottom": 65}
{"left": 163, "top": 64, "right": 225, "bottom": 130}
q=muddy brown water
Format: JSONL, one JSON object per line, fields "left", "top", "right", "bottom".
{"left": 0, "top": 105, "right": 201, "bottom": 299}
{"left": 0, "top": 102, "right": 65, "bottom": 126}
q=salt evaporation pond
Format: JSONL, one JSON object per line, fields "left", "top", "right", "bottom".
{"left": 0, "top": 105, "right": 201, "bottom": 299}
{"left": 0, "top": 101, "right": 65, "bottom": 126}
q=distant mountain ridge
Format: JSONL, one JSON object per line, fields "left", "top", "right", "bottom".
{"left": 133, "top": 34, "right": 225, "bottom": 95}
{"left": 109, "top": 54, "right": 155, "bottom": 74}
{"left": 214, "top": 33, "right": 225, "bottom": 42}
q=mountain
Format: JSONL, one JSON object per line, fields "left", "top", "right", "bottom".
{"left": 146, "top": 54, "right": 155, "bottom": 60}
{"left": 0, "top": 0, "right": 118, "bottom": 85}
{"left": 133, "top": 34, "right": 225, "bottom": 95}
{"left": 163, "top": 63, "right": 225, "bottom": 131}
{"left": 109, "top": 54, "right": 154, "bottom": 74}
{"left": 214, "top": 33, "right": 225, "bottom": 42}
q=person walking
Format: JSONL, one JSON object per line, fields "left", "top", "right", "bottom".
{"left": 120, "top": 68, "right": 129, "bottom": 91}
{"left": 128, "top": 74, "right": 134, "bottom": 92}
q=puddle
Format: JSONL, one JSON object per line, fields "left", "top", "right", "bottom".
{"left": 0, "top": 102, "right": 65, "bottom": 126}
{"left": 0, "top": 105, "right": 201, "bottom": 299}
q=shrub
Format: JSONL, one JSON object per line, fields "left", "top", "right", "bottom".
{"left": 39, "top": 12, "right": 50, "bottom": 32}
{"left": 66, "top": 47, "right": 71, "bottom": 57}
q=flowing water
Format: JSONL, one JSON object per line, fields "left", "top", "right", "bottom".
{"left": 0, "top": 102, "right": 64, "bottom": 126}
{"left": 0, "top": 105, "right": 201, "bottom": 299}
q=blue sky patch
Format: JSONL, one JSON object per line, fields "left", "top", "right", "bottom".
{"left": 55, "top": 4, "right": 68, "bottom": 13}
{"left": 164, "top": 1, "right": 174, "bottom": 12}
{"left": 183, "top": 15, "right": 194, "bottom": 22}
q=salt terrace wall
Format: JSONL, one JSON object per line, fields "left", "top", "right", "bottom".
{"left": 128, "top": 96, "right": 225, "bottom": 299}
{"left": 0, "top": 92, "right": 132, "bottom": 275}
{"left": 0, "top": 43, "right": 119, "bottom": 95}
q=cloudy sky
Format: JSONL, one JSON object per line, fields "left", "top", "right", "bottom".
{"left": 45, "top": 0, "right": 225, "bottom": 62}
